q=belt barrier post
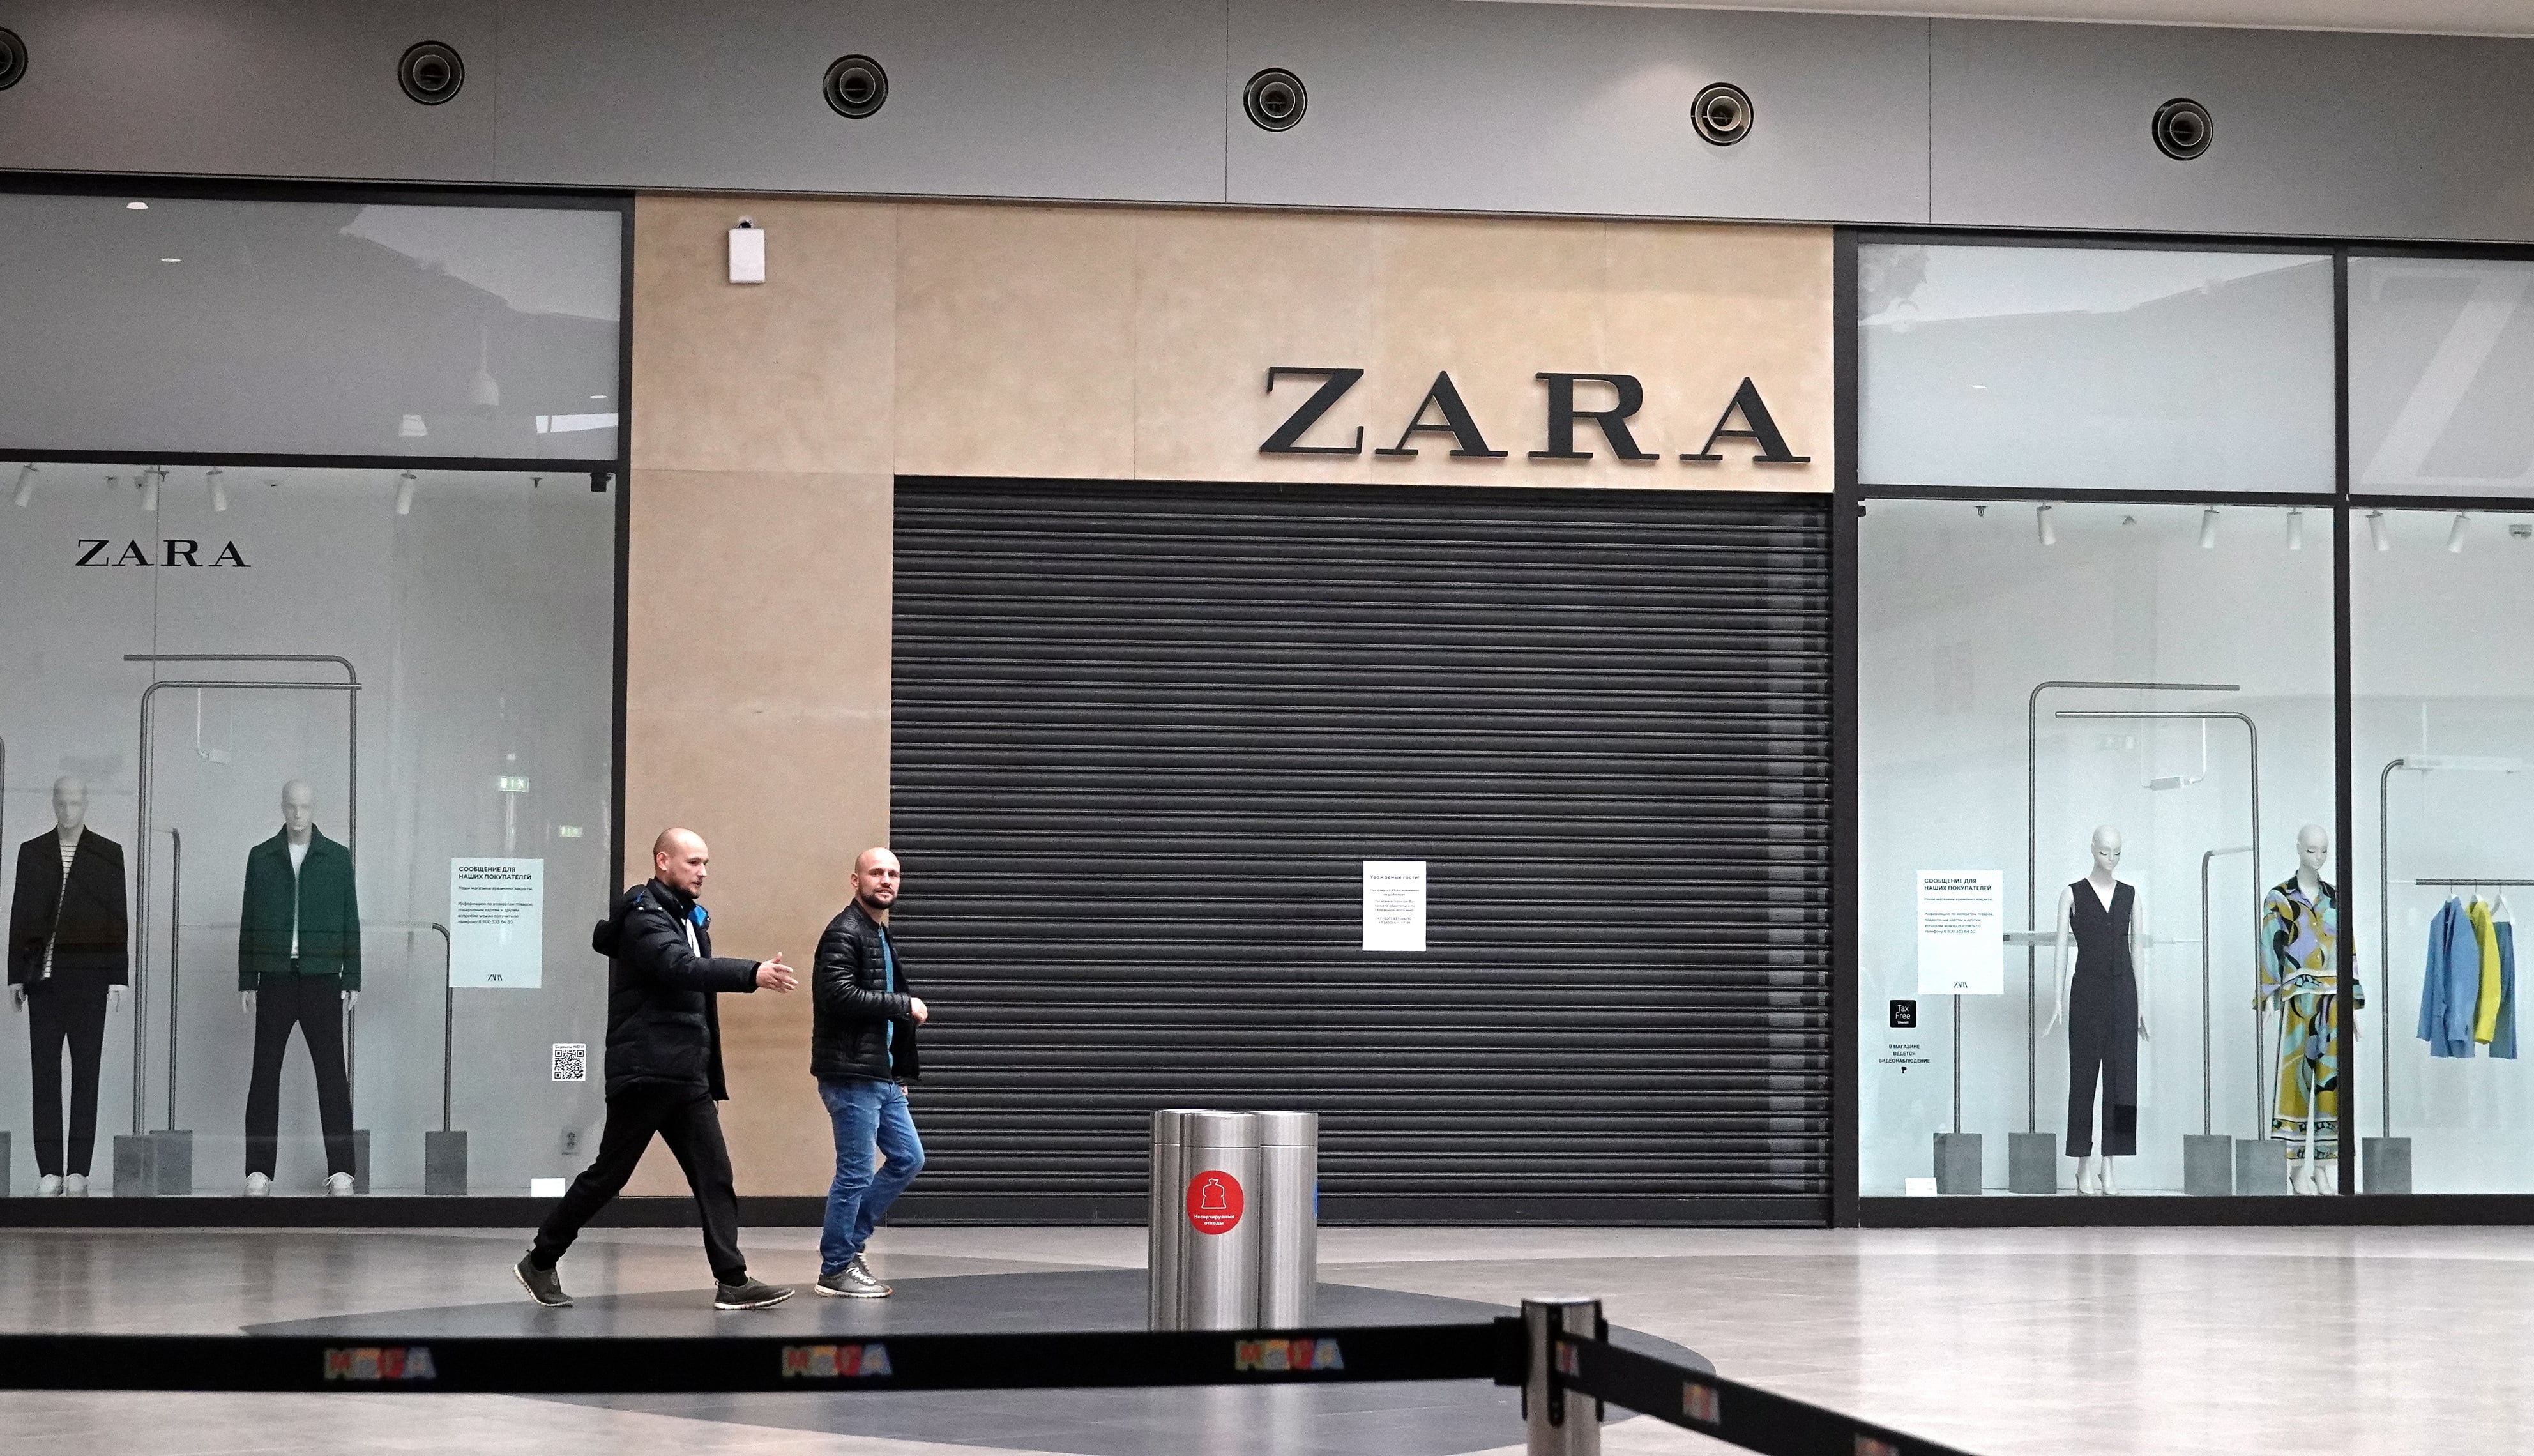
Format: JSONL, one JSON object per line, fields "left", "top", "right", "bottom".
{"left": 1522, "top": 1295, "right": 1602, "bottom": 1456}
{"left": 1177, "top": 1109, "right": 1263, "bottom": 1330}
{"left": 1146, "top": 1108, "right": 1203, "bottom": 1330}
{"left": 1254, "top": 1110, "right": 1318, "bottom": 1328}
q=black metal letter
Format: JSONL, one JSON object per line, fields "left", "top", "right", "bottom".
{"left": 75, "top": 539, "right": 107, "bottom": 565}
{"left": 1374, "top": 371, "right": 1507, "bottom": 458}
{"left": 1682, "top": 377, "right": 1811, "bottom": 464}
{"left": 212, "top": 542, "right": 249, "bottom": 568}
{"left": 114, "top": 541, "right": 149, "bottom": 566}
{"left": 1259, "top": 367, "right": 1366, "bottom": 455}
{"left": 163, "top": 539, "right": 201, "bottom": 567}
{"left": 1529, "top": 374, "right": 1656, "bottom": 461}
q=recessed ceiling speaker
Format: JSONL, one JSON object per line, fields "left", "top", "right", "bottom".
{"left": 398, "top": 41, "right": 464, "bottom": 105}
{"left": 0, "top": 28, "right": 26, "bottom": 91}
{"left": 2152, "top": 96, "right": 2212, "bottom": 160}
{"left": 1243, "top": 68, "right": 1306, "bottom": 132}
{"left": 824, "top": 54, "right": 888, "bottom": 118}
{"left": 1691, "top": 82, "right": 1753, "bottom": 146}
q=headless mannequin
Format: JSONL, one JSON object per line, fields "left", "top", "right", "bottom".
{"left": 241, "top": 781, "right": 356, "bottom": 1018}
{"left": 2042, "top": 825, "right": 2150, "bottom": 1195}
{"left": 2271, "top": 824, "right": 2339, "bottom": 1195}
{"left": 10, "top": 780, "right": 124, "bottom": 1015}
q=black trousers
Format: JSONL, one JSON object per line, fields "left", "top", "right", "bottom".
{"left": 531, "top": 1082, "right": 746, "bottom": 1285}
{"left": 2067, "top": 971, "right": 2140, "bottom": 1157}
{"left": 27, "top": 982, "right": 110, "bottom": 1177}
{"left": 244, "top": 972, "right": 356, "bottom": 1177}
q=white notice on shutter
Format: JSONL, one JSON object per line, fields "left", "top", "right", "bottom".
{"left": 450, "top": 858, "right": 545, "bottom": 989}
{"left": 1916, "top": 870, "right": 2004, "bottom": 995}
{"left": 1362, "top": 861, "right": 1428, "bottom": 952}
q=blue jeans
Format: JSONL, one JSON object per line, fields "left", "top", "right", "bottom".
{"left": 819, "top": 1077, "right": 924, "bottom": 1277}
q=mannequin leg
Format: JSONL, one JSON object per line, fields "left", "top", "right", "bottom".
{"left": 242, "top": 981, "right": 295, "bottom": 1177}
{"left": 2102, "top": 1156, "right": 2120, "bottom": 1194}
{"left": 295, "top": 975, "right": 357, "bottom": 1178}
{"left": 60, "top": 986, "right": 109, "bottom": 1178}
{"left": 26, "top": 988, "right": 71, "bottom": 1178}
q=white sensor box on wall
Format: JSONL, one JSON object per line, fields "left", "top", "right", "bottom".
{"left": 728, "top": 221, "right": 764, "bottom": 284}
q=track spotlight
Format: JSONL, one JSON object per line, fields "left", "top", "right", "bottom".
{"left": 2199, "top": 508, "right": 2219, "bottom": 549}
{"left": 208, "top": 467, "right": 228, "bottom": 513}
{"left": 2367, "top": 510, "right": 2388, "bottom": 552}
{"left": 2036, "top": 504, "right": 2055, "bottom": 546}
{"left": 396, "top": 471, "right": 417, "bottom": 516}
{"left": 10, "top": 464, "right": 31, "bottom": 508}
{"left": 2286, "top": 508, "right": 2304, "bottom": 551}
{"left": 140, "top": 467, "right": 160, "bottom": 513}
{"left": 2448, "top": 513, "right": 2470, "bottom": 553}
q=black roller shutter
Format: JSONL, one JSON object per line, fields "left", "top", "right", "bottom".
{"left": 889, "top": 478, "right": 1828, "bottom": 1225}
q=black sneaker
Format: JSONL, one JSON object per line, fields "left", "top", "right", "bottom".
{"left": 515, "top": 1253, "right": 572, "bottom": 1308}
{"left": 815, "top": 1255, "right": 892, "bottom": 1298}
{"left": 713, "top": 1276, "right": 794, "bottom": 1311}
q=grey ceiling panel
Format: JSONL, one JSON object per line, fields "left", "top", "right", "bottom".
{"left": 491, "top": 0, "right": 1229, "bottom": 201}
{"left": 1931, "top": 20, "right": 2534, "bottom": 240}
{"left": 0, "top": 1, "right": 497, "bottom": 182}
{"left": 1226, "top": 0, "right": 1931, "bottom": 223}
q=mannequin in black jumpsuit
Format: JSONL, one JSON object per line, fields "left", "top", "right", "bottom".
{"left": 2045, "top": 824, "right": 2148, "bottom": 1195}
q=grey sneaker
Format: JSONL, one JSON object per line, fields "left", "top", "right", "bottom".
{"left": 515, "top": 1253, "right": 572, "bottom": 1308}
{"left": 815, "top": 1254, "right": 892, "bottom": 1298}
{"left": 713, "top": 1276, "right": 794, "bottom": 1311}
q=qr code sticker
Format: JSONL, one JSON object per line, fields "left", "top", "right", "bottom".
{"left": 552, "top": 1044, "right": 588, "bottom": 1082}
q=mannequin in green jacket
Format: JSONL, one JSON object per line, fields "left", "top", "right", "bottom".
{"left": 238, "top": 779, "right": 360, "bottom": 1195}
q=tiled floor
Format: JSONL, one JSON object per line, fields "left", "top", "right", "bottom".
{"left": 3, "top": 1223, "right": 2529, "bottom": 1454}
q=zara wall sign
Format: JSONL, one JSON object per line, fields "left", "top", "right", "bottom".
{"left": 1257, "top": 368, "right": 1810, "bottom": 466}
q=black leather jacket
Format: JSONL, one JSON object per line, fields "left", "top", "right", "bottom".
{"left": 812, "top": 900, "right": 920, "bottom": 1083}
{"left": 593, "top": 879, "right": 759, "bottom": 1099}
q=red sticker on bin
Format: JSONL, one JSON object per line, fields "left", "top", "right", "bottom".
{"left": 1185, "top": 1170, "right": 1245, "bottom": 1234}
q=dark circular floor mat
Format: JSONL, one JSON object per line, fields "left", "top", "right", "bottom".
{"left": 251, "top": 1266, "right": 1708, "bottom": 1455}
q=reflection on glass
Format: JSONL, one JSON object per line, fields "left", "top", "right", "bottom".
{"left": 1859, "top": 244, "right": 2335, "bottom": 492}
{"left": 2353, "top": 504, "right": 2534, "bottom": 1194}
{"left": 0, "top": 194, "right": 621, "bottom": 460}
{"left": 1860, "top": 498, "right": 2334, "bottom": 1199}
{"left": 2351, "top": 257, "right": 2534, "bottom": 496}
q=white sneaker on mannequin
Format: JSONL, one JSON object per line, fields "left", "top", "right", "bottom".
{"left": 35, "top": 1175, "right": 61, "bottom": 1197}
{"left": 245, "top": 1172, "right": 271, "bottom": 1197}
{"left": 325, "top": 1172, "right": 355, "bottom": 1197}
{"left": 61, "top": 1174, "right": 87, "bottom": 1197}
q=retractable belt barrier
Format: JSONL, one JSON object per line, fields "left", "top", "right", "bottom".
{"left": 0, "top": 1322, "right": 1508, "bottom": 1395}
{"left": 0, "top": 1296, "right": 1981, "bottom": 1456}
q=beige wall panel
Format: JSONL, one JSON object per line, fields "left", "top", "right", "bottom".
{"left": 893, "top": 206, "right": 1140, "bottom": 480}
{"left": 622, "top": 195, "right": 1831, "bottom": 1195}
{"left": 1132, "top": 209, "right": 1830, "bottom": 489}
{"left": 620, "top": 467, "right": 891, "bottom": 1195}
{"left": 631, "top": 195, "right": 897, "bottom": 476}
{"left": 1602, "top": 222, "right": 1835, "bottom": 488}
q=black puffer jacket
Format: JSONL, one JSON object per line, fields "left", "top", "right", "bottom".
{"left": 811, "top": 900, "right": 920, "bottom": 1083}
{"left": 593, "top": 879, "right": 759, "bottom": 1099}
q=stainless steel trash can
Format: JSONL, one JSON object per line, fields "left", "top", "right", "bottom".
{"left": 1176, "top": 1109, "right": 1263, "bottom": 1330}
{"left": 1253, "top": 1111, "right": 1318, "bottom": 1328}
{"left": 1146, "top": 1107, "right": 1205, "bottom": 1328}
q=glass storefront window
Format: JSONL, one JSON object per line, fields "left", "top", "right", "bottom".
{"left": 2353, "top": 504, "right": 2534, "bottom": 1194}
{"left": 2, "top": 463, "right": 614, "bottom": 1195}
{"left": 1859, "top": 243, "right": 2335, "bottom": 494}
{"left": 1859, "top": 497, "right": 2336, "bottom": 1196}
{"left": 2351, "top": 257, "right": 2534, "bottom": 497}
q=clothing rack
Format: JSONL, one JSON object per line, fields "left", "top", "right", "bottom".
{"left": 2378, "top": 752, "right": 2528, "bottom": 1144}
